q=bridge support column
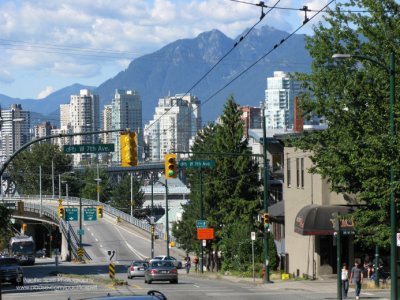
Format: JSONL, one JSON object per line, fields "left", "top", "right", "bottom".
{"left": 60, "top": 230, "right": 69, "bottom": 261}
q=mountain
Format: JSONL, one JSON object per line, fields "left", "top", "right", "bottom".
{"left": 1, "top": 25, "right": 312, "bottom": 125}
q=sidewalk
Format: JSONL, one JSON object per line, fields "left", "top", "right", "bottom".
{"left": 185, "top": 270, "right": 390, "bottom": 294}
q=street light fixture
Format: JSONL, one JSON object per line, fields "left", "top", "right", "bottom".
{"left": 333, "top": 51, "right": 396, "bottom": 300}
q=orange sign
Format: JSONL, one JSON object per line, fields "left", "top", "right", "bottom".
{"left": 197, "top": 228, "right": 214, "bottom": 240}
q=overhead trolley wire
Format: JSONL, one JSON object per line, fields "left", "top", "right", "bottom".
{"left": 144, "top": 0, "right": 281, "bottom": 133}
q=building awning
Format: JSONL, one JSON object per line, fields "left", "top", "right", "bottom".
{"left": 269, "top": 201, "right": 284, "bottom": 218}
{"left": 294, "top": 204, "right": 354, "bottom": 235}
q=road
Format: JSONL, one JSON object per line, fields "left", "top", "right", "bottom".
{"left": 1, "top": 259, "right": 391, "bottom": 300}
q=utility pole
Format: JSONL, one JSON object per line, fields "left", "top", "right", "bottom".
{"left": 200, "top": 168, "right": 204, "bottom": 273}
{"left": 39, "top": 166, "right": 42, "bottom": 216}
{"left": 151, "top": 175, "right": 155, "bottom": 259}
{"left": 165, "top": 178, "right": 170, "bottom": 257}
{"left": 262, "top": 106, "right": 270, "bottom": 283}
{"left": 52, "top": 160, "right": 55, "bottom": 198}
{"left": 130, "top": 173, "right": 133, "bottom": 217}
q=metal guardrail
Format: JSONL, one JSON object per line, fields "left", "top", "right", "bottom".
{"left": 3, "top": 195, "right": 173, "bottom": 242}
{"left": 5, "top": 199, "right": 91, "bottom": 260}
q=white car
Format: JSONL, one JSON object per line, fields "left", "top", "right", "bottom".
{"left": 150, "top": 255, "right": 182, "bottom": 269}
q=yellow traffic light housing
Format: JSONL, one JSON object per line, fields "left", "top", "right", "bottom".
{"left": 22, "top": 223, "right": 27, "bottom": 232}
{"left": 58, "top": 206, "right": 65, "bottom": 219}
{"left": 263, "top": 213, "right": 269, "bottom": 229}
{"left": 120, "top": 132, "right": 138, "bottom": 167}
{"left": 165, "top": 153, "right": 177, "bottom": 179}
{"left": 97, "top": 206, "right": 103, "bottom": 218}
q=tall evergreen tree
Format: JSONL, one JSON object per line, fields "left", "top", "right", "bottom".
{"left": 293, "top": 0, "right": 400, "bottom": 248}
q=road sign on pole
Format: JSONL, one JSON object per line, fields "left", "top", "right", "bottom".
{"left": 196, "top": 220, "right": 207, "bottom": 228}
{"left": 63, "top": 144, "right": 115, "bottom": 154}
{"left": 84, "top": 207, "right": 97, "bottom": 221}
{"left": 65, "top": 207, "right": 78, "bottom": 221}
{"left": 178, "top": 160, "right": 216, "bottom": 169}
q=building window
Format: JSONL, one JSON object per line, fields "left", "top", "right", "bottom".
{"left": 296, "top": 158, "right": 300, "bottom": 188}
{"left": 287, "top": 158, "right": 291, "bottom": 187}
{"left": 301, "top": 158, "right": 304, "bottom": 188}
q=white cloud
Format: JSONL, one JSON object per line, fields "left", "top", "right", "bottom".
{"left": 37, "top": 86, "right": 54, "bottom": 99}
{"left": 0, "top": 69, "right": 14, "bottom": 83}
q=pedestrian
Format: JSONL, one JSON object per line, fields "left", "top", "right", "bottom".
{"left": 193, "top": 256, "right": 199, "bottom": 273}
{"left": 185, "top": 255, "right": 191, "bottom": 274}
{"left": 349, "top": 261, "right": 364, "bottom": 300}
{"left": 341, "top": 262, "right": 349, "bottom": 299}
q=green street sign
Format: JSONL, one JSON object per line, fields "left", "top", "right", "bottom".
{"left": 63, "top": 144, "right": 115, "bottom": 154}
{"left": 178, "top": 160, "right": 216, "bottom": 169}
{"left": 65, "top": 207, "right": 78, "bottom": 221}
{"left": 77, "top": 229, "right": 84, "bottom": 236}
{"left": 196, "top": 220, "right": 207, "bottom": 228}
{"left": 84, "top": 207, "right": 97, "bottom": 221}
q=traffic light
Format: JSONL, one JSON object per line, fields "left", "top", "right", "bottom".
{"left": 97, "top": 206, "right": 103, "bottom": 218}
{"left": 263, "top": 213, "right": 269, "bottom": 229}
{"left": 22, "top": 223, "right": 27, "bottom": 233}
{"left": 165, "top": 153, "right": 177, "bottom": 179}
{"left": 58, "top": 206, "right": 65, "bottom": 219}
{"left": 120, "top": 131, "right": 138, "bottom": 167}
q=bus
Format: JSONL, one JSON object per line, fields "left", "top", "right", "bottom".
{"left": 9, "top": 235, "right": 36, "bottom": 265}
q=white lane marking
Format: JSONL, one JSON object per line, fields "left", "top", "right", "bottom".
{"left": 100, "top": 244, "right": 103, "bottom": 248}
{"left": 91, "top": 232, "right": 94, "bottom": 236}
{"left": 104, "top": 217, "right": 149, "bottom": 242}
{"left": 87, "top": 227, "right": 90, "bottom": 230}
{"left": 95, "top": 238, "right": 98, "bottom": 242}
{"left": 114, "top": 225, "right": 147, "bottom": 260}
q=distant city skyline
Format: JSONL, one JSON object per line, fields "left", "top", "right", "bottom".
{"left": 0, "top": 0, "right": 333, "bottom": 100}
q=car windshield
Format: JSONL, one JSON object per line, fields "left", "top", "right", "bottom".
{"left": 11, "top": 242, "right": 35, "bottom": 255}
{"left": 133, "top": 262, "right": 147, "bottom": 267}
{"left": 0, "top": 258, "right": 20, "bottom": 266}
{"left": 151, "top": 261, "right": 173, "bottom": 267}
{"left": 153, "top": 256, "right": 163, "bottom": 260}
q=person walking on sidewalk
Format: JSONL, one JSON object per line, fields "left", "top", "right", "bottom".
{"left": 193, "top": 256, "right": 199, "bottom": 273}
{"left": 185, "top": 255, "right": 191, "bottom": 274}
{"left": 349, "top": 261, "right": 364, "bottom": 300}
{"left": 341, "top": 262, "right": 349, "bottom": 299}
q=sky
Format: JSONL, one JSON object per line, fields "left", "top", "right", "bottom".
{"left": 0, "top": 0, "right": 334, "bottom": 100}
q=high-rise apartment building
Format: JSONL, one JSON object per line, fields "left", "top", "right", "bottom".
{"left": 102, "top": 105, "right": 113, "bottom": 144}
{"left": 264, "top": 71, "right": 299, "bottom": 130}
{"left": 33, "top": 121, "right": 54, "bottom": 142}
{"left": 110, "top": 89, "right": 142, "bottom": 163}
{"left": 0, "top": 104, "right": 30, "bottom": 163}
{"left": 57, "top": 89, "right": 100, "bottom": 164}
{"left": 144, "top": 94, "right": 201, "bottom": 162}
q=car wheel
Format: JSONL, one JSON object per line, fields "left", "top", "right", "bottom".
{"left": 128, "top": 275, "right": 131, "bottom": 279}
{"left": 144, "top": 278, "right": 148, "bottom": 283}
{"left": 171, "top": 279, "right": 178, "bottom": 284}
{"left": 148, "top": 280, "right": 152, "bottom": 284}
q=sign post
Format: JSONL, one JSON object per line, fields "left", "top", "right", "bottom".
{"left": 251, "top": 232, "right": 256, "bottom": 282}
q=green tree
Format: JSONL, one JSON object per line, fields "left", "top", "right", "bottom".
{"left": 8, "top": 144, "right": 72, "bottom": 195}
{"left": 0, "top": 204, "right": 13, "bottom": 249}
{"left": 293, "top": 0, "right": 400, "bottom": 248}
{"left": 110, "top": 175, "right": 144, "bottom": 216}
{"left": 77, "top": 167, "right": 112, "bottom": 202}
{"left": 174, "top": 96, "right": 267, "bottom": 272}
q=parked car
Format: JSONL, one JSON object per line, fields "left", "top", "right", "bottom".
{"left": 0, "top": 257, "right": 24, "bottom": 286}
{"left": 127, "top": 260, "right": 148, "bottom": 279}
{"left": 144, "top": 260, "right": 178, "bottom": 284}
{"left": 150, "top": 255, "right": 182, "bottom": 269}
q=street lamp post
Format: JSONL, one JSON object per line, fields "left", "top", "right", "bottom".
{"left": 333, "top": 52, "right": 396, "bottom": 299}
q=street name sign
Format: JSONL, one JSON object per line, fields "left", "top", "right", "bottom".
{"left": 65, "top": 207, "right": 78, "bottom": 221}
{"left": 84, "top": 207, "right": 97, "bottom": 221}
{"left": 178, "top": 160, "right": 216, "bottom": 169}
{"left": 63, "top": 144, "right": 115, "bottom": 154}
{"left": 77, "top": 229, "right": 84, "bottom": 236}
{"left": 196, "top": 220, "right": 207, "bottom": 228}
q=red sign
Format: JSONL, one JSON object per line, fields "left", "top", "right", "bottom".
{"left": 197, "top": 228, "right": 214, "bottom": 240}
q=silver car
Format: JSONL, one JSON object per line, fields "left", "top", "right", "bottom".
{"left": 151, "top": 255, "right": 182, "bottom": 269}
{"left": 127, "top": 260, "right": 148, "bottom": 279}
{"left": 144, "top": 260, "right": 178, "bottom": 284}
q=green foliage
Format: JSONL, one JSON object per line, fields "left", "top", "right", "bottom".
{"left": 174, "top": 96, "right": 268, "bottom": 271}
{"left": 78, "top": 168, "right": 112, "bottom": 202}
{"left": 293, "top": 0, "right": 400, "bottom": 249}
{"left": 9, "top": 143, "right": 72, "bottom": 195}
{"left": 110, "top": 174, "right": 144, "bottom": 216}
{"left": 0, "top": 204, "right": 13, "bottom": 249}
